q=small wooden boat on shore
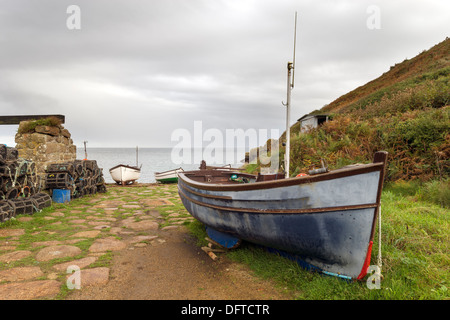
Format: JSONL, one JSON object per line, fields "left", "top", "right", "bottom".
{"left": 154, "top": 167, "right": 184, "bottom": 183}
{"left": 178, "top": 151, "right": 388, "bottom": 280}
{"left": 109, "top": 146, "right": 141, "bottom": 186}
{"left": 109, "top": 164, "right": 141, "bottom": 186}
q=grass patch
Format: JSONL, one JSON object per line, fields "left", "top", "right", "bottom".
{"left": 17, "top": 116, "right": 63, "bottom": 134}
{"left": 185, "top": 220, "right": 209, "bottom": 247}
{"left": 418, "top": 178, "right": 450, "bottom": 208}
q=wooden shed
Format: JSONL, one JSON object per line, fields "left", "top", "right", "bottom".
{"left": 297, "top": 114, "right": 329, "bottom": 133}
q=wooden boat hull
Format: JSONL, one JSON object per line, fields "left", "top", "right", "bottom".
{"left": 155, "top": 167, "right": 183, "bottom": 183}
{"left": 178, "top": 152, "right": 388, "bottom": 280}
{"left": 109, "top": 164, "right": 141, "bottom": 185}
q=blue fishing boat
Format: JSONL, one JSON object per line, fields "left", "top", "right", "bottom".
{"left": 177, "top": 151, "right": 388, "bottom": 280}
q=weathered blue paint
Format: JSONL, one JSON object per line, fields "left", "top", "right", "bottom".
{"left": 180, "top": 191, "right": 375, "bottom": 278}
{"left": 178, "top": 154, "right": 387, "bottom": 280}
{"left": 206, "top": 227, "right": 241, "bottom": 249}
{"left": 263, "top": 246, "right": 352, "bottom": 281}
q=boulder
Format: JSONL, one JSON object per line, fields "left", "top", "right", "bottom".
{"left": 35, "top": 125, "right": 60, "bottom": 136}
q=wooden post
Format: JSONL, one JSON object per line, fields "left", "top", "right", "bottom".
{"left": 0, "top": 115, "right": 65, "bottom": 125}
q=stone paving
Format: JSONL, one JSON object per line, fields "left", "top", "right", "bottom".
{"left": 0, "top": 183, "right": 194, "bottom": 300}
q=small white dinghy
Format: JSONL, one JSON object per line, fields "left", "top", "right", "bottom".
{"left": 109, "top": 146, "right": 142, "bottom": 186}
{"left": 109, "top": 164, "right": 141, "bottom": 186}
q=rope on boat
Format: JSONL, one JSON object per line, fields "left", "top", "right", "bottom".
{"left": 377, "top": 205, "right": 383, "bottom": 280}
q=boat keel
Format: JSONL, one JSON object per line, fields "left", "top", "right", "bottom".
{"left": 206, "top": 227, "right": 241, "bottom": 249}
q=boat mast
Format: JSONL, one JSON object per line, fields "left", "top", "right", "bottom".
{"left": 136, "top": 146, "right": 139, "bottom": 167}
{"left": 83, "top": 141, "right": 88, "bottom": 160}
{"left": 284, "top": 12, "right": 297, "bottom": 179}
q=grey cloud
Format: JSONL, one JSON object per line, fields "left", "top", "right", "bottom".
{"left": 0, "top": 0, "right": 448, "bottom": 148}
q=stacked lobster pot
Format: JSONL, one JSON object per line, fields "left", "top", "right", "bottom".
{"left": 45, "top": 159, "right": 107, "bottom": 199}
{"left": 0, "top": 144, "right": 52, "bottom": 223}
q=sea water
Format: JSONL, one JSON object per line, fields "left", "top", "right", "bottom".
{"left": 76, "top": 148, "right": 246, "bottom": 183}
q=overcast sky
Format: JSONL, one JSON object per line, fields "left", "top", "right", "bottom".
{"left": 0, "top": 0, "right": 449, "bottom": 149}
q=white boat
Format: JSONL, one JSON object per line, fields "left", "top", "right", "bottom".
{"left": 154, "top": 167, "right": 184, "bottom": 183}
{"left": 109, "top": 146, "right": 141, "bottom": 185}
{"left": 109, "top": 164, "right": 141, "bottom": 185}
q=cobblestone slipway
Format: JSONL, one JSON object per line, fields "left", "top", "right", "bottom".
{"left": 0, "top": 184, "right": 292, "bottom": 300}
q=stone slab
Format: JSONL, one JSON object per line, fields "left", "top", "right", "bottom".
{"left": 122, "top": 220, "right": 159, "bottom": 231}
{"left": 78, "top": 267, "right": 110, "bottom": 287}
{"left": 0, "top": 280, "right": 60, "bottom": 300}
{"left": 36, "top": 245, "right": 82, "bottom": 262}
{"left": 0, "top": 250, "right": 32, "bottom": 263}
{"left": 0, "top": 266, "right": 43, "bottom": 282}
{"left": 70, "top": 230, "right": 101, "bottom": 238}
{"left": 53, "top": 256, "right": 98, "bottom": 272}
{"left": 89, "top": 237, "right": 126, "bottom": 253}
{"left": 0, "top": 229, "right": 25, "bottom": 237}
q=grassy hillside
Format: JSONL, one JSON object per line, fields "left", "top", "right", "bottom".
{"left": 245, "top": 38, "right": 449, "bottom": 188}
{"left": 321, "top": 37, "right": 449, "bottom": 116}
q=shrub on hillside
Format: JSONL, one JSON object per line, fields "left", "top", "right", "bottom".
{"left": 279, "top": 107, "right": 449, "bottom": 181}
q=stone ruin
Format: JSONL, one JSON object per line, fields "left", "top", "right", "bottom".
{"left": 0, "top": 117, "right": 107, "bottom": 223}
{"left": 14, "top": 121, "right": 77, "bottom": 179}
{"left": 14, "top": 120, "right": 107, "bottom": 197}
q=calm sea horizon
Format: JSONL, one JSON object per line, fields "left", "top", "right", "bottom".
{"left": 76, "top": 147, "right": 247, "bottom": 183}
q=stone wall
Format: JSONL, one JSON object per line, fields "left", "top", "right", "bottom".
{"left": 14, "top": 122, "right": 76, "bottom": 178}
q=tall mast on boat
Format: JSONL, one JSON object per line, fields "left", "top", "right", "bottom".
{"left": 284, "top": 12, "right": 297, "bottom": 178}
{"left": 136, "top": 146, "right": 139, "bottom": 167}
{"left": 83, "top": 141, "right": 88, "bottom": 160}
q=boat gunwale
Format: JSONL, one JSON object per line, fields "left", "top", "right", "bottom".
{"left": 154, "top": 167, "right": 184, "bottom": 176}
{"left": 109, "top": 164, "right": 141, "bottom": 172}
{"left": 178, "top": 161, "right": 385, "bottom": 192}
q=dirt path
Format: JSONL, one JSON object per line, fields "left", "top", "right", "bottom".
{"left": 67, "top": 226, "right": 292, "bottom": 300}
